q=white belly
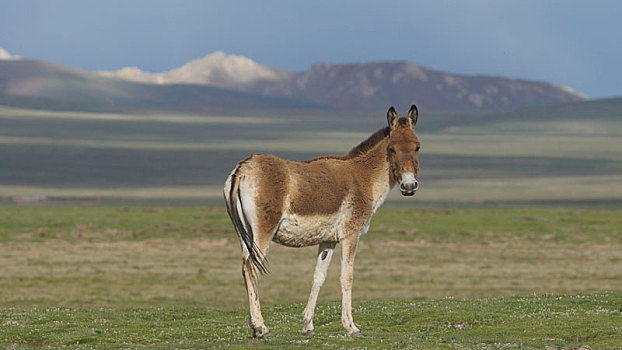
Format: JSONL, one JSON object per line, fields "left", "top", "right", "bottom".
{"left": 272, "top": 213, "right": 339, "bottom": 247}
{"left": 272, "top": 201, "right": 353, "bottom": 247}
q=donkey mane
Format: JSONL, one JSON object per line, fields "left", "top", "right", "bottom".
{"left": 305, "top": 126, "right": 390, "bottom": 163}
{"left": 344, "top": 126, "right": 391, "bottom": 158}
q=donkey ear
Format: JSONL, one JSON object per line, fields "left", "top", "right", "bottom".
{"left": 407, "top": 104, "right": 418, "bottom": 128}
{"left": 387, "top": 106, "right": 398, "bottom": 129}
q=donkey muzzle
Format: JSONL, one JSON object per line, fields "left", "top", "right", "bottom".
{"left": 399, "top": 172, "right": 419, "bottom": 196}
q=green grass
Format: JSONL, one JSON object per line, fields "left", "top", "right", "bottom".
{"left": 2, "top": 294, "right": 621, "bottom": 349}
{"left": 1, "top": 207, "right": 621, "bottom": 348}
{"left": 1, "top": 206, "right": 619, "bottom": 245}
{"left": 373, "top": 207, "right": 622, "bottom": 244}
{"left": 0, "top": 207, "right": 231, "bottom": 243}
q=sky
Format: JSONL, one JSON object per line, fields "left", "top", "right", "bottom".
{"left": 1, "top": 0, "right": 620, "bottom": 98}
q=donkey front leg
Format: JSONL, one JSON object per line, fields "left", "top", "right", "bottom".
{"left": 340, "top": 235, "right": 362, "bottom": 336}
{"left": 241, "top": 259, "right": 273, "bottom": 339}
{"left": 302, "top": 242, "right": 336, "bottom": 335}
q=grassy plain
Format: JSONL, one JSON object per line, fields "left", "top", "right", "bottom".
{"left": 1, "top": 99, "right": 621, "bottom": 207}
{"left": 1, "top": 100, "right": 621, "bottom": 348}
{"left": 1, "top": 207, "right": 621, "bottom": 348}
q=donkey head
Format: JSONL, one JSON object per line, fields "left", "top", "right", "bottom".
{"left": 386, "top": 105, "right": 420, "bottom": 196}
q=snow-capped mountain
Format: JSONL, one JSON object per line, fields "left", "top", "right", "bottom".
{"left": 0, "top": 47, "right": 20, "bottom": 60}
{"left": 99, "top": 52, "right": 292, "bottom": 90}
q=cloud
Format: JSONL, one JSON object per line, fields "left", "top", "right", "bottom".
{"left": 0, "top": 47, "right": 21, "bottom": 60}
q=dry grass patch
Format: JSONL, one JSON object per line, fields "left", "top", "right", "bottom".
{"left": 2, "top": 235, "right": 621, "bottom": 309}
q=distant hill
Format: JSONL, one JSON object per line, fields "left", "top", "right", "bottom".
{"left": 101, "top": 52, "right": 588, "bottom": 111}
{"left": 0, "top": 59, "right": 321, "bottom": 112}
{"left": 0, "top": 50, "right": 587, "bottom": 112}
{"left": 279, "top": 61, "right": 587, "bottom": 110}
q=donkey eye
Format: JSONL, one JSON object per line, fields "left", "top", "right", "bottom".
{"left": 388, "top": 146, "right": 396, "bottom": 153}
{"left": 416, "top": 146, "right": 420, "bottom": 152}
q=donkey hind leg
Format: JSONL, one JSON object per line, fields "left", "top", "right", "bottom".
{"left": 302, "top": 242, "right": 336, "bottom": 335}
{"left": 241, "top": 237, "right": 273, "bottom": 339}
{"left": 340, "top": 235, "right": 362, "bottom": 336}
{"left": 226, "top": 170, "right": 278, "bottom": 339}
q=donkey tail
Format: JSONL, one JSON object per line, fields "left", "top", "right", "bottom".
{"left": 226, "top": 168, "right": 269, "bottom": 275}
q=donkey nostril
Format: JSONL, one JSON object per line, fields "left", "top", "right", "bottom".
{"left": 400, "top": 182, "right": 417, "bottom": 193}
{"left": 413, "top": 181, "right": 419, "bottom": 190}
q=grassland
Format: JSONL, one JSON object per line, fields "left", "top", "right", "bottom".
{"left": 1, "top": 207, "right": 621, "bottom": 348}
{"left": 1, "top": 100, "right": 621, "bottom": 348}
{"left": 1, "top": 99, "right": 621, "bottom": 207}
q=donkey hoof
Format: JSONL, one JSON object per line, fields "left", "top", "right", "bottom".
{"left": 252, "top": 330, "right": 274, "bottom": 339}
{"left": 302, "top": 329, "right": 315, "bottom": 336}
{"left": 348, "top": 331, "right": 363, "bottom": 337}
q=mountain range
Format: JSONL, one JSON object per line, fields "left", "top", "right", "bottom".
{"left": 1, "top": 49, "right": 587, "bottom": 112}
